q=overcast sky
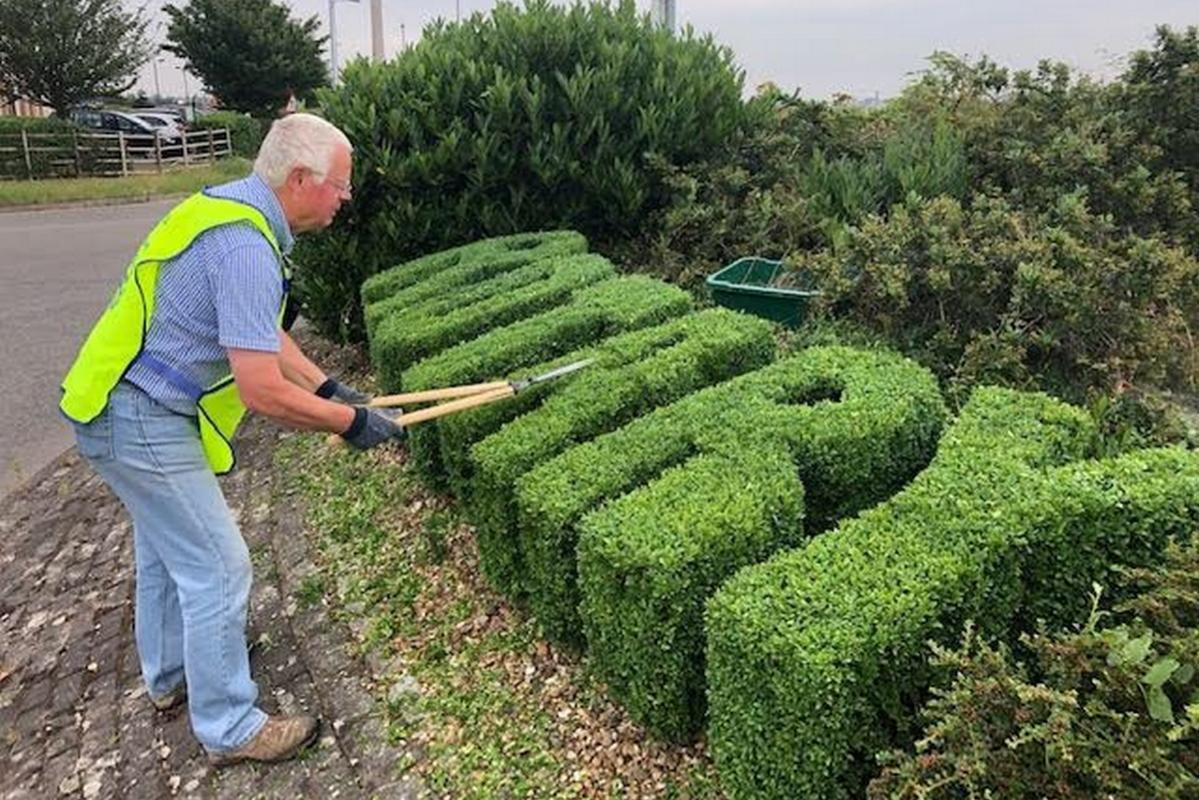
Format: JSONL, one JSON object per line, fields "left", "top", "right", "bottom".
{"left": 134, "top": 1, "right": 1196, "bottom": 102}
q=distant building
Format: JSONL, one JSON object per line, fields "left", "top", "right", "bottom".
{"left": 0, "top": 87, "right": 53, "bottom": 118}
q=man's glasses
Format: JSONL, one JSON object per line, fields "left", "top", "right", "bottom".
{"left": 312, "top": 171, "right": 352, "bottom": 198}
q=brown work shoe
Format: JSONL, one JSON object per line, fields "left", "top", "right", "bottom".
{"left": 207, "top": 714, "right": 320, "bottom": 767}
{"left": 149, "top": 683, "right": 187, "bottom": 712}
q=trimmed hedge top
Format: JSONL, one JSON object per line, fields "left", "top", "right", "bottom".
{"left": 366, "top": 256, "right": 567, "bottom": 340}
{"left": 370, "top": 252, "right": 614, "bottom": 391}
{"left": 461, "top": 308, "right": 777, "bottom": 592}
{"left": 360, "top": 229, "right": 587, "bottom": 305}
{"left": 400, "top": 275, "right": 693, "bottom": 482}
{"left": 515, "top": 346, "right": 947, "bottom": 647}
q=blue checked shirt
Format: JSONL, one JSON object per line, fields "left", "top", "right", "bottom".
{"left": 122, "top": 173, "right": 295, "bottom": 415}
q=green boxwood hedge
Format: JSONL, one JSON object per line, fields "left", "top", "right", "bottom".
{"left": 366, "top": 256, "right": 565, "bottom": 340}
{"left": 704, "top": 388, "right": 1199, "bottom": 800}
{"left": 370, "top": 253, "right": 614, "bottom": 391}
{"left": 360, "top": 230, "right": 587, "bottom": 306}
{"left": 516, "top": 347, "right": 948, "bottom": 649}
{"left": 577, "top": 446, "right": 804, "bottom": 740}
{"left": 462, "top": 309, "right": 777, "bottom": 593}
{"left": 400, "top": 275, "right": 694, "bottom": 482}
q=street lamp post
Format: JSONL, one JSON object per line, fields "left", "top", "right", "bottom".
{"left": 370, "top": 0, "right": 383, "bottom": 61}
{"left": 328, "top": 0, "right": 363, "bottom": 84}
{"left": 152, "top": 56, "right": 163, "bottom": 101}
{"left": 652, "top": 0, "right": 676, "bottom": 32}
{"left": 180, "top": 68, "right": 191, "bottom": 119}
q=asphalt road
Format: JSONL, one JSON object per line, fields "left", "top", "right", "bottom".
{"left": 0, "top": 199, "right": 178, "bottom": 499}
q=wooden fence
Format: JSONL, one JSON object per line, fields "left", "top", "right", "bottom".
{"left": 0, "top": 128, "right": 232, "bottom": 180}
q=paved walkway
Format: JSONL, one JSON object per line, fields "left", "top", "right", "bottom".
{"left": 0, "top": 199, "right": 178, "bottom": 499}
{"left": 0, "top": 415, "right": 419, "bottom": 799}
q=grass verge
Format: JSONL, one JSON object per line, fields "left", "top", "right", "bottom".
{"left": 0, "top": 157, "right": 251, "bottom": 207}
{"left": 273, "top": 428, "right": 722, "bottom": 799}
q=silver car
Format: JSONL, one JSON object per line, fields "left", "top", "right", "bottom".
{"left": 132, "top": 112, "right": 186, "bottom": 141}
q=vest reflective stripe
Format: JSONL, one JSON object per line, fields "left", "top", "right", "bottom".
{"left": 59, "top": 192, "right": 288, "bottom": 475}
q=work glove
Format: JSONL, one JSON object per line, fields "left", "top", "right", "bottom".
{"left": 341, "top": 407, "right": 405, "bottom": 450}
{"left": 316, "top": 377, "right": 371, "bottom": 405}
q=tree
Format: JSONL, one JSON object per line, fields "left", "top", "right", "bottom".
{"left": 0, "top": 0, "right": 152, "bottom": 116}
{"left": 1121, "top": 25, "right": 1199, "bottom": 185}
{"left": 163, "top": 0, "right": 328, "bottom": 118}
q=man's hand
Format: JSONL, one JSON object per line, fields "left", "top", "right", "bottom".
{"left": 342, "top": 407, "right": 404, "bottom": 450}
{"left": 316, "top": 377, "right": 370, "bottom": 405}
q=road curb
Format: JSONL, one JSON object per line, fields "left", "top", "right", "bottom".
{"left": 0, "top": 192, "right": 190, "bottom": 214}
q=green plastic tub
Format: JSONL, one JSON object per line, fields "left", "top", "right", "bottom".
{"left": 705, "top": 257, "right": 821, "bottom": 328}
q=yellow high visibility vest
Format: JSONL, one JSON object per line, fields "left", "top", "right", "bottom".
{"left": 60, "top": 192, "right": 289, "bottom": 475}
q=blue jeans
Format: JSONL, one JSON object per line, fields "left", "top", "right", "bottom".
{"left": 71, "top": 382, "right": 267, "bottom": 752}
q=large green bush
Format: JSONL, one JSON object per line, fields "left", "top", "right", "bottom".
{"left": 294, "top": 0, "right": 749, "bottom": 341}
{"left": 704, "top": 388, "right": 1199, "bottom": 800}
{"left": 612, "top": 33, "right": 1199, "bottom": 403}
{"left": 890, "top": 51, "right": 1198, "bottom": 248}
{"left": 605, "top": 90, "right": 969, "bottom": 289}
{"left": 1120, "top": 26, "right": 1199, "bottom": 203}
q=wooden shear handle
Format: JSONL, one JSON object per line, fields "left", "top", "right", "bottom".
{"left": 326, "top": 385, "right": 514, "bottom": 448}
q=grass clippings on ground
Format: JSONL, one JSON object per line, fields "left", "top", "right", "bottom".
{"left": 272, "top": 342, "right": 722, "bottom": 798}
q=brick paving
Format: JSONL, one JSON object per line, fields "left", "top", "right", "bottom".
{"left": 0, "top": 417, "right": 421, "bottom": 799}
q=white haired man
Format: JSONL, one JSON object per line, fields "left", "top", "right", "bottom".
{"left": 59, "top": 113, "right": 401, "bottom": 765}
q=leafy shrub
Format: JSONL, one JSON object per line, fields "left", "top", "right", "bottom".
{"left": 613, "top": 38, "right": 1199, "bottom": 405}
{"left": 804, "top": 192, "right": 1199, "bottom": 402}
{"left": 464, "top": 308, "right": 776, "bottom": 593}
{"left": 606, "top": 92, "right": 968, "bottom": 289}
{"left": 603, "top": 105, "right": 823, "bottom": 287}
{"left": 192, "top": 111, "right": 264, "bottom": 158}
{"left": 295, "top": 0, "right": 749, "bottom": 341}
{"left": 797, "top": 115, "right": 971, "bottom": 233}
{"left": 869, "top": 538, "right": 1199, "bottom": 799}
{"left": 1120, "top": 26, "right": 1199, "bottom": 202}
{"left": 704, "top": 388, "right": 1199, "bottom": 800}
{"left": 893, "top": 51, "right": 1198, "bottom": 249}
{"left": 0, "top": 117, "right": 75, "bottom": 134}
{"left": 369, "top": 253, "right": 615, "bottom": 392}
{"left": 399, "top": 275, "right": 693, "bottom": 482}
{"left": 516, "top": 346, "right": 946, "bottom": 649}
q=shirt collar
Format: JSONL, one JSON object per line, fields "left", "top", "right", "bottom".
{"left": 204, "top": 173, "right": 296, "bottom": 255}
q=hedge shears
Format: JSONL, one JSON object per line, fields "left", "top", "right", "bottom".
{"left": 326, "top": 358, "right": 593, "bottom": 446}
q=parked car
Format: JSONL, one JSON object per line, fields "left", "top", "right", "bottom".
{"left": 69, "top": 108, "right": 180, "bottom": 143}
{"left": 142, "top": 106, "right": 191, "bottom": 126}
{"left": 132, "top": 112, "right": 186, "bottom": 140}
